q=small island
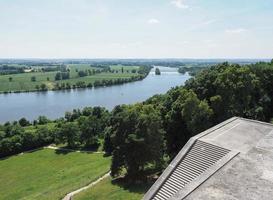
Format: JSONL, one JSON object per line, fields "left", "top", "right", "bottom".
{"left": 155, "top": 67, "right": 161, "bottom": 75}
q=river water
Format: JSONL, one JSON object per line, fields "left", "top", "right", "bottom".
{"left": 0, "top": 67, "right": 191, "bottom": 123}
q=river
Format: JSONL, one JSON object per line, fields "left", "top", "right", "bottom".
{"left": 0, "top": 67, "right": 191, "bottom": 123}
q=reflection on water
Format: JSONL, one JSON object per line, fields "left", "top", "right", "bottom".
{"left": 0, "top": 67, "right": 190, "bottom": 122}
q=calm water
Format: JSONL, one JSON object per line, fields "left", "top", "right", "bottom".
{"left": 0, "top": 67, "right": 190, "bottom": 123}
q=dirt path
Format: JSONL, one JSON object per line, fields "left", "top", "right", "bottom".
{"left": 62, "top": 172, "right": 110, "bottom": 200}
{"left": 45, "top": 145, "right": 105, "bottom": 154}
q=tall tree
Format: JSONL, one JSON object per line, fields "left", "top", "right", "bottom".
{"left": 110, "top": 104, "right": 165, "bottom": 181}
{"left": 55, "top": 122, "right": 80, "bottom": 148}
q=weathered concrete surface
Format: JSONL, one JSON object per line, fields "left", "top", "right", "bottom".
{"left": 185, "top": 147, "right": 273, "bottom": 200}
{"left": 143, "top": 117, "right": 273, "bottom": 200}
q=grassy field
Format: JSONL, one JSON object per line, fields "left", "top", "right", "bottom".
{"left": 74, "top": 177, "right": 151, "bottom": 200}
{"left": 0, "top": 148, "right": 111, "bottom": 200}
{"left": 0, "top": 65, "right": 140, "bottom": 93}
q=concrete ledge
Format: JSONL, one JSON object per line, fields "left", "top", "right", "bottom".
{"left": 142, "top": 117, "right": 238, "bottom": 200}
{"left": 169, "top": 150, "right": 239, "bottom": 200}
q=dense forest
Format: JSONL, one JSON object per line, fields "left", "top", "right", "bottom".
{"left": 1, "top": 60, "right": 273, "bottom": 182}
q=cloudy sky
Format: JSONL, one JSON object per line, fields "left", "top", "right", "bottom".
{"left": 0, "top": 0, "right": 273, "bottom": 58}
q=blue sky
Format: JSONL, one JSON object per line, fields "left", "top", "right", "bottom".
{"left": 0, "top": 0, "right": 273, "bottom": 58}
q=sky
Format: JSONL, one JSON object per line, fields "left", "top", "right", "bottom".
{"left": 0, "top": 0, "right": 273, "bottom": 59}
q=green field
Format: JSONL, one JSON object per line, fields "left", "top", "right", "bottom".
{"left": 74, "top": 177, "right": 151, "bottom": 200}
{"left": 0, "top": 65, "right": 140, "bottom": 93}
{"left": 0, "top": 148, "right": 111, "bottom": 200}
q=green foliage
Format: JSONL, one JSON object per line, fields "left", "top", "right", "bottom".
{"left": 178, "top": 65, "right": 207, "bottom": 76}
{"left": 18, "top": 118, "right": 30, "bottom": 127}
{"left": 103, "top": 127, "right": 113, "bottom": 155}
{"left": 110, "top": 104, "right": 165, "bottom": 180}
{"left": 0, "top": 123, "right": 54, "bottom": 157}
{"left": 185, "top": 62, "right": 273, "bottom": 122}
{"left": 55, "top": 122, "right": 81, "bottom": 148}
{"left": 153, "top": 88, "right": 213, "bottom": 157}
{"left": 78, "top": 116, "right": 100, "bottom": 147}
{"left": 181, "top": 91, "right": 213, "bottom": 134}
{"left": 31, "top": 76, "right": 36, "bottom": 82}
{"left": 155, "top": 68, "right": 161, "bottom": 75}
{"left": 37, "top": 116, "right": 50, "bottom": 125}
{"left": 78, "top": 70, "right": 88, "bottom": 77}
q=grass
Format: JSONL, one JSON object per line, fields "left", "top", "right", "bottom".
{"left": 0, "top": 65, "right": 140, "bottom": 93}
{"left": 74, "top": 177, "right": 152, "bottom": 200}
{"left": 0, "top": 148, "right": 111, "bottom": 200}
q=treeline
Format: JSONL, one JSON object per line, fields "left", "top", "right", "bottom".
{"left": 50, "top": 66, "right": 151, "bottom": 91}
{"left": 55, "top": 72, "right": 70, "bottom": 80}
{"left": 0, "top": 116, "right": 54, "bottom": 157}
{"left": 2, "top": 61, "right": 273, "bottom": 182}
{"left": 0, "top": 65, "right": 26, "bottom": 75}
{"left": 52, "top": 75, "right": 147, "bottom": 91}
{"left": 178, "top": 66, "right": 208, "bottom": 76}
{"left": 0, "top": 64, "right": 67, "bottom": 75}
{"left": 41, "top": 65, "right": 67, "bottom": 72}
{"left": 1, "top": 66, "right": 151, "bottom": 94}
{"left": 0, "top": 107, "right": 109, "bottom": 158}
{"left": 107, "top": 60, "right": 273, "bottom": 181}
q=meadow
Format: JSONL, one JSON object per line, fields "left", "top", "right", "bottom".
{"left": 0, "top": 148, "right": 111, "bottom": 200}
{"left": 74, "top": 177, "right": 151, "bottom": 200}
{"left": 0, "top": 64, "right": 140, "bottom": 93}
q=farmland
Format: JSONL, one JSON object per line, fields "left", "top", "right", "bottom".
{"left": 0, "top": 148, "right": 111, "bottom": 200}
{"left": 0, "top": 64, "right": 141, "bottom": 93}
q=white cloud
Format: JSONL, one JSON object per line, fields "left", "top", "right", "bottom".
{"left": 170, "top": 0, "right": 189, "bottom": 9}
{"left": 202, "top": 19, "right": 218, "bottom": 26}
{"left": 225, "top": 28, "right": 247, "bottom": 34}
{"left": 147, "top": 18, "right": 160, "bottom": 24}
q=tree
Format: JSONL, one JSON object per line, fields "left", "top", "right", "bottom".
{"left": 110, "top": 104, "right": 165, "bottom": 181}
{"left": 103, "top": 127, "right": 113, "bottom": 155}
{"left": 65, "top": 111, "right": 72, "bottom": 121}
{"left": 157, "top": 88, "right": 213, "bottom": 158}
{"left": 55, "top": 72, "right": 61, "bottom": 81}
{"left": 31, "top": 76, "right": 36, "bottom": 82}
{"left": 121, "top": 67, "right": 124, "bottom": 73}
{"left": 19, "top": 118, "right": 30, "bottom": 127}
{"left": 40, "top": 83, "right": 47, "bottom": 91}
{"left": 55, "top": 122, "right": 80, "bottom": 148}
{"left": 185, "top": 62, "right": 265, "bottom": 122}
{"left": 82, "top": 107, "right": 93, "bottom": 116}
{"left": 8, "top": 77, "right": 12, "bottom": 82}
{"left": 78, "top": 116, "right": 100, "bottom": 147}
{"left": 181, "top": 91, "right": 213, "bottom": 134}
{"left": 78, "top": 70, "right": 88, "bottom": 77}
{"left": 37, "top": 116, "right": 50, "bottom": 125}
{"left": 155, "top": 68, "right": 161, "bottom": 75}
{"left": 36, "top": 126, "right": 53, "bottom": 144}
{"left": 61, "top": 72, "right": 70, "bottom": 80}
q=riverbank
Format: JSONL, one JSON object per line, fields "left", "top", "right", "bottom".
{"left": 0, "top": 73, "right": 148, "bottom": 94}
{"left": 0, "top": 67, "right": 190, "bottom": 122}
{"left": 0, "top": 65, "right": 149, "bottom": 94}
